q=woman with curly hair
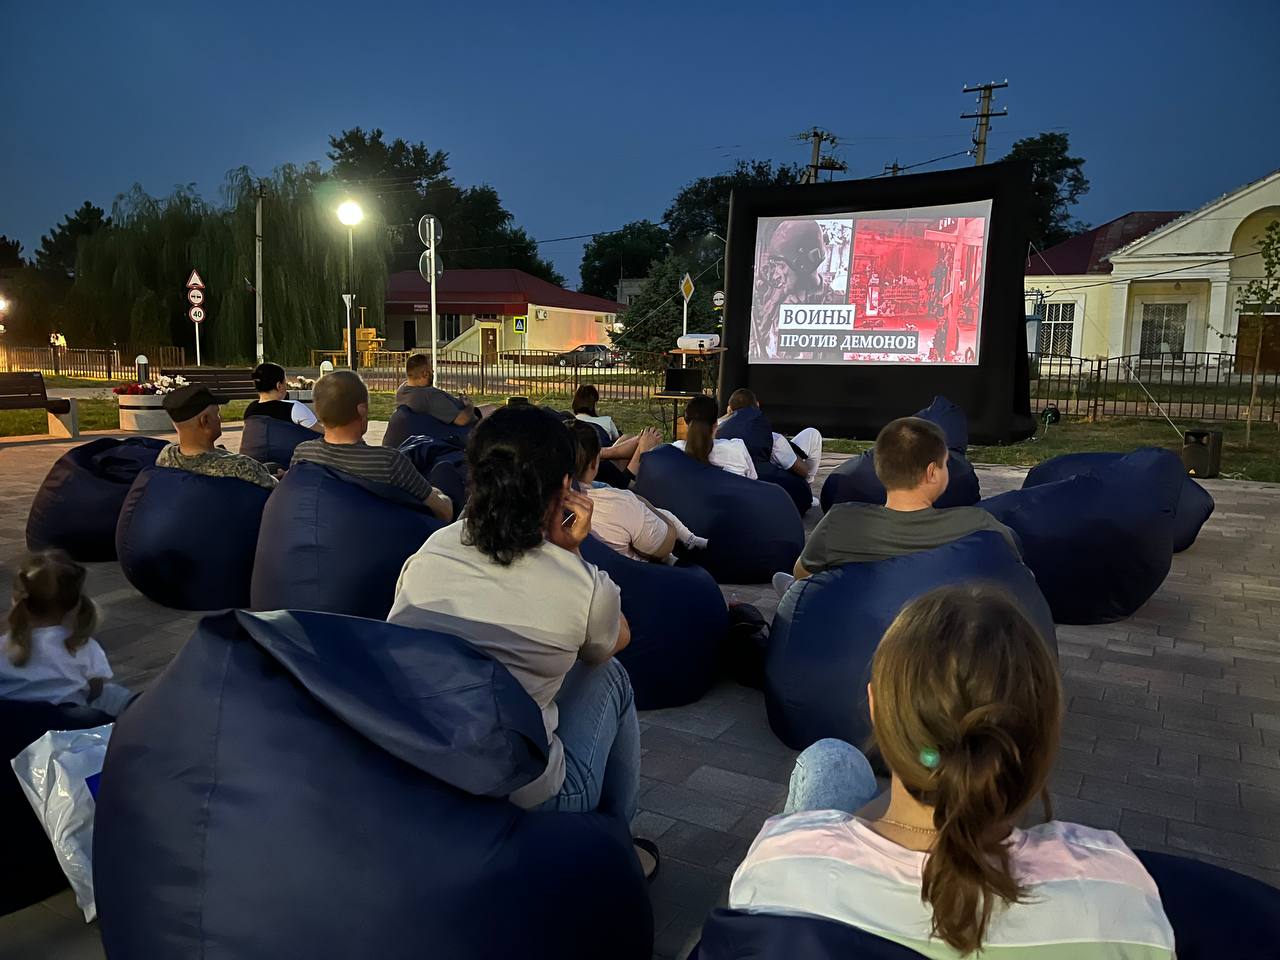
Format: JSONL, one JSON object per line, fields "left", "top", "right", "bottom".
{"left": 388, "top": 405, "right": 657, "bottom": 877}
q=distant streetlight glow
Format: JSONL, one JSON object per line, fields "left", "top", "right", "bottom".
{"left": 337, "top": 200, "right": 364, "bottom": 226}
{"left": 0, "top": 297, "right": 9, "bottom": 312}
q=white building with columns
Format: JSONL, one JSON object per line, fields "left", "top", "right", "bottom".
{"left": 1025, "top": 169, "right": 1280, "bottom": 368}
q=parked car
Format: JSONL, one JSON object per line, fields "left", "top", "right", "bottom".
{"left": 555, "top": 343, "right": 617, "bottom": 368}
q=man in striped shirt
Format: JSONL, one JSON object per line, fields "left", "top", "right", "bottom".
{"left": 291, "top": 370, "right": 453, "bottom": 523}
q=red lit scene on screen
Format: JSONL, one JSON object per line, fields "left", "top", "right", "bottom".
{"left": 748, "top": 201, "right": 991, "bottom": 365}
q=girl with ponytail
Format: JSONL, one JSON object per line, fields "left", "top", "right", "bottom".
{"left": 672, "top": 394, "right": 757, "bottom": 478}
{"left": 0, "top": 550, "right": 129, "bottom": 714}
{"left": 729, "top": 586, "right": 1174, "bottom": 958}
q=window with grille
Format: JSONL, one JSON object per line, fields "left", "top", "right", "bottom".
{"left": 1139, "top": 303, "right": 1187, "bottom": 358}
{"left": 1037, "top": 302, "right": 1075, "bottom": 356}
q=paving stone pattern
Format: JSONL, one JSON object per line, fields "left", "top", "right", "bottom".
{"left": 1, "top": 431, "right": 1278, "bottom": 960}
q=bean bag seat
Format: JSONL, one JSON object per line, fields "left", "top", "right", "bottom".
{"left": 580, "top": 535, "right": 727, "bottom": 709}
{"left": 820, "top": 396, "right": 980, "bottom": 512}
{"left": 251, "top": 462, "right": 444, "bottom": 619}
{"left": 1023, "top": 448, "right": 1214, "bottom": 553}
{"left": 398, "top": 434, "right": 466, "bottom": 475}
{"left": 25, "top": 437, "right": 168, "bottom": 561}
{"left": 382, "top": 403, "right": 473, "bottom": 448}
{"left": 116, "top": 466, "right": 271, "bottom": 610}
{"left": 239, "top": 415, "right": 316, "bottom": 465}
{"left": 689, "top": 852, "right": 1280, "bottom": 960}
{"left": 0, "top": 699, "right": 114, "bottom": 917}
{"left": 93, "top": 609, "right": 652, "bottom": 960}
{"left": 715, "top": 406, "right": 813, "bottom": 515}
{"left": 765, "top": 531, "right": 1055, "bottom": 751}
{"left": 633, "top": 445, "right": 804, "bottom": 584}
{"left": 980, "top": 448, "right": 1184, "bottom": 624}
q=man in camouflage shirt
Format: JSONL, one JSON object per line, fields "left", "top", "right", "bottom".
{"left": 155, "top": 385, "right": 277, "bottom": 490}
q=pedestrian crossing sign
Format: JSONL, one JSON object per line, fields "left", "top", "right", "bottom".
{"left": 513, "top": 315, "right": 527, "bottom": 333}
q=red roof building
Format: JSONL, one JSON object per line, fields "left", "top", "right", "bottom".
{"left": 1024, "top": 212, "right": 1186, "bottom": 276}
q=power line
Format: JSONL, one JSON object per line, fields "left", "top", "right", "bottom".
{"left": 869, "top": 149, "right": 972, "bottom": 178}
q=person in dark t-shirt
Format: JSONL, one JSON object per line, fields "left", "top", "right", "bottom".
{"left": 395, "top": 353, "right": 498, "bottom": 426}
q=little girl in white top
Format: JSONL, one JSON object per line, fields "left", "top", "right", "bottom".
{"left": 0, "top": 550, "right": 129, "bottom": 715}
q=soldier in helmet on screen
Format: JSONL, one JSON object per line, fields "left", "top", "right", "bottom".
{"left": 751, "top": 219, "right": 845, "bottom": 360}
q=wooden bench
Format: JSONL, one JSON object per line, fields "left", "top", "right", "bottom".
{"left": 161, "top": 367, "right": 257, "bottom": 401}
{"left": 0, "top": 372, "right": 79, "bottom": 439}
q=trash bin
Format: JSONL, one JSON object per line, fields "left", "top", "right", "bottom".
{"left": 1181, "top": 429, "right": 1222, "bottom": 478}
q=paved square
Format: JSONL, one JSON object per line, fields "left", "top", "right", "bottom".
{"left": 1, "top": 429, "right": 1278, "bottom": 960}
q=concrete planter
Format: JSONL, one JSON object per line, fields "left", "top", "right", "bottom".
{"left": 117, "top": 394, "right": 171, "bottom": 433}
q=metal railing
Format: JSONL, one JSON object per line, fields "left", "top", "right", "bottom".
{"left": 0, "top": 345, "right": 186, "bottom": 381}
{"left": 1030, "top": 351, "right": 1280, "bottom": 423}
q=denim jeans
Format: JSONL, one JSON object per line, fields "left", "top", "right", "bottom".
{"left": 783, "top": 738, "right": 881, "bottom": 814}
{"left": 536, "top": 658, "right": 640, "bottom": 825}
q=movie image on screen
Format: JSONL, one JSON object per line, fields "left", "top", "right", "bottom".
{"left": 748, "top": 199, "right": 992, "bottom": 365}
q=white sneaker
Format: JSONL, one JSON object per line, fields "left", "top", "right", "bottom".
{"left": 772, "top": 572, "right": 796, "bottom": 598}
{"left": 684, "top": 534, "right": 709, "bottom": 550}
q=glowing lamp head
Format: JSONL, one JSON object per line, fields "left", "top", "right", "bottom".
{"left": 337, "top": 200, "right": 364, "bottom": 226}
{"left": 0, "top": 297, "right": 9, "bottom": 312}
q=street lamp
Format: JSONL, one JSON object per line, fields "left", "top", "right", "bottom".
{"left": 336, "top": 200, "right": 363, "bottom": 370}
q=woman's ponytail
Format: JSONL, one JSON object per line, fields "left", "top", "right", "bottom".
{"left": 683, "top": 395, "right": 718, "bottom": 466}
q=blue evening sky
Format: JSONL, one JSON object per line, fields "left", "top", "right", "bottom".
{"left": 2, "top": 0, "right": 1277, "bottom": 286}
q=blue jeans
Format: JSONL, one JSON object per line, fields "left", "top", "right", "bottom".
{"left": 536, "top": 658, "right": 640, "bottom": 825}
{"left": 784, "top": 738, "right": 880, "bottom": 814}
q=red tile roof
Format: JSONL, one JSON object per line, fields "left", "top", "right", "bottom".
{"left": 1025, "top": 211, "right": 1186, "bottom": 276}
{"left": 385, "top": 269, "right": 626, "bottom": 314}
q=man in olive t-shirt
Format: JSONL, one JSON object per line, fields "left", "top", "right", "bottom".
{"left": 396, "top": 353, "right": 498, "bottom": 425}
{"left": 774, "top": 416, "right": 1019, "bottom": 595}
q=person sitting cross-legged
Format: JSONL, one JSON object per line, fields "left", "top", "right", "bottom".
{"left": 292, "top": 370, "right": 453, "bottom": 523}
{"left": 396, "top": 352, "right": 498, "bottom": 426}
{"left": 570, "top": 421, "right": 707, "bottom": 563}
{"left": 718, "top": 387, "right": 824, "bottom": 483}
{"left": 244, "top": 361, "right": 321, "bottom": 431}
{"left": 729, "top": 585, "right": 1175, "bottom": 959}
{"left": 773, "top": 416, "right": 1017, "bottom": 596}
{"left": 156, "top": 385, "right": 278, "bottom": 490}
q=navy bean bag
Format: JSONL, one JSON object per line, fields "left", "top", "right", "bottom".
{"left": 1023, "top": 448, "right": 1214, "bottom": 553}
{"left": 580, "top": 535, "right": 727, "bottom": 709}
{"left": 382, "top": 403, "right": 473, "bottom": 448}
{"left": 690, "top": 852, "right": 1280, "bottom": 960}
{"left": 116, "top": 466, "right": 271, "bottom": 610}
{"left": 980, "top": 447, "right": 1184, "bottom": 624}
{"left": 251, "top": 462, "right": 444, "bottom": 620}
{"left": 1, "top": 699, "right": 114, "bottom": 917}
{"left": 239, "top": 415, "right": 317, "bottom": 465}
{"left": 820, "top": 396, "right": 980, "bottom": 512}
{"left": 25, "top": 437, "right": 168, "bottom": 561}
{"left": 93, "top": 609, "right": 652, "bottom": 960}
{"left": 716, "top": 406, "right": 814, "bottom": 515}
{"left": 765, "top": 531, "right": 1055, "bottom": 751}
{"left": 633, "top": 445, "right": 804, "bottom": 584}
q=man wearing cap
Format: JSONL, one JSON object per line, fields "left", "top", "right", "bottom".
{"left": 155, "top": 385, "right": 278, "bottom": 490}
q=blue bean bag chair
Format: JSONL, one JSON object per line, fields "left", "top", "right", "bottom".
{"left": 1023, "top": 448, "right": 1214, "bottom": 553}
{"left": 382, "top": 403, "right": 473, "bottom": 448}
{"left": 633, "top": 445, "right": 804, "bottom": 584}
{"left": 765, "top": 531, "right": 1055, "bottom": 751}
{"left": 820, "top": 396, "right": 980, "bottom": 512}
{"left": 93, "top": 609, "right": 652, "bottom": 960}
{"left": 251, "top": 462, "right": 444, "bottom": 620}
{"left": 689, "top": 851, "right": 1280, "bottom": 960}
{"left": 1, "top": 699, "right": 114, "bottom": 917}
{"left": 980, "top": 448, "right": 1184, "bottom": 624}
{"left": 25, "top": 437, "right": 168, "bottom": 561}
{"left": 398, "top": 434, "right": 466, "bottom": 476}
{"left": 580, "top": 535, "right": 727, "bottom": 709}
{"left": 116, "top": 466, "right": 271, "bottom": 610}
{"left": 716, "top": 406, "right": 814, "bottom": 515}
{"left": 239, "top": 415, "right": 317, "bottom": 465}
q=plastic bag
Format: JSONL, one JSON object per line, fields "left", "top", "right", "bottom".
{"left": 11, "top": 724, "right": 113, "bottom": 921}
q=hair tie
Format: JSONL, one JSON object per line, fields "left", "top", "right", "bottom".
{"left": 919, "top": 747, "right": 940, "bottom": 770}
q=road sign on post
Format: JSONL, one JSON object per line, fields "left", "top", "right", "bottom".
{"left": 679, "top": 273, "right": 695, "bottom": 368}
{"left": 712, "top": 290, "right": 725, "bottom": 310}
{"left": 418, "top": 215, "right": 444, "bottom": 376}
{"left": 186, "top": 270, "right": 206, "bottom": 365}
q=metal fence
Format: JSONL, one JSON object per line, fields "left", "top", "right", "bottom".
{"left": 0, "top": 345, "right": 186, "bottom": 381}
{"left": 1030, "top": 352, "right": 1280, "bottom": 423}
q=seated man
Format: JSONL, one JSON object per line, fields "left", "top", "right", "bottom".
{"left": 293, "top": 370, "right": 453, "bottom": 523}
{"left": 244, "top": 362, "right": 320, "bottom": 431}
{"left": 156, "top": 385, "right": 278, "bottom": 490}
{"left": 718, "top": 388, "right": 823, "bottom": 483}
{"left": 774, "top": 416, "right": 1018, "bottom": 596}
{"left": 571, "top": 422, "right": 706, "bottom": 563}
{"left": 396, "top": 353, "right": 498, "bottom": 427}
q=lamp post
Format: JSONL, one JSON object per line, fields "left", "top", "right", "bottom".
{"left": 0, "top": 297, "right": 9, "bottom": 370}
{"left": 337, "top": 200, "right": 363, "bottom": 370}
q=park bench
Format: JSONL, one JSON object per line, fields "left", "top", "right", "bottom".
{"left": 161, "top": 367, "right": 257, "bottom": 401}
{"left": 0, "top": 372, "right": 79, "bottom": 439}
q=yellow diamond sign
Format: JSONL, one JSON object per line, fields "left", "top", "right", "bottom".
{"left": 680, "top": 273, "right": 694, "bottom": 302}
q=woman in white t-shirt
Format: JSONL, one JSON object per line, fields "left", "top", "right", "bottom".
{"left": 572, "top": 384, "right": 620, "bottom": 442}
{"left": 0, "top": 550, "right": 130, "bottom": 715}
{"left": 673, "top": 394, "right": 757, "bottom": 478}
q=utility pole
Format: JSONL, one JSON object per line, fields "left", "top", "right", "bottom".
{"left": 794, "top": 127, "right": 842, "bottom": 183}
{"left": 883, "top": 160, "right": 905, "bottom": 177}
{"left": 254, "top": 182, "right": 265, "bottom": 363}
{"left": 961, "top": 81, "right": 1008, "bottom": 165}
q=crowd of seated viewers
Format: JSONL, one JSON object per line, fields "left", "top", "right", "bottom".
{"left": 14, "top": 371, "right": 1191, "bottom": 952}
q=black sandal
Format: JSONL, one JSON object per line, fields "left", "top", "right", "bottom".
{"left": 633, "top": 837, "right": 661, "bottom": 884}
